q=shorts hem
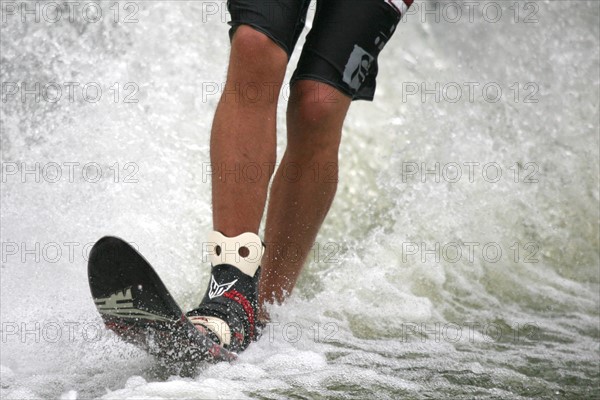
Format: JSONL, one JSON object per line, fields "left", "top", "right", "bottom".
{"left": 229, "top": 22, "right": 292, "bottom": 59}
{"left": 290, "top": 74, "right": 375, "bottom": 102}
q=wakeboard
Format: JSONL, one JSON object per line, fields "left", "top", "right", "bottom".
{"left": 87, "top": 236, "right": 235, "bottom": 366}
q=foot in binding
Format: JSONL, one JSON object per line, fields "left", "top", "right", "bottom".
{"left": 187, "top": 231, "right": 265, "bottom": 353}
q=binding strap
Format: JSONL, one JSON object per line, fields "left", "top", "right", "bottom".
{"left": 206, "top": 231, "right": 265, "bottom": 277}
{"left": 188, "top": 315, "right": 231, "bottom": 346}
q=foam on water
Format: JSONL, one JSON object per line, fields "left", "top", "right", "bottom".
{"left": 1, "top": 1, "right": 598, "bottom": 399}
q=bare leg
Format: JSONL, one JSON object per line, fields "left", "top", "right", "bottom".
{"left": 211, "top": 26, "right": 288, "bottom": 237}
{"left": 259, "top": 80, "right": 351, "bottom": 318}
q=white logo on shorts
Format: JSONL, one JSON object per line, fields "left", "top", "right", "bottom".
{"left": 343, "top": 45, "right": 375, "bottom": 91}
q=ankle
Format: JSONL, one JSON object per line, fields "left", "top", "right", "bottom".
{"left": 207, "top": 230, "right": 265, "bottom": 278}
{"left": 187, "top": 231, "right": 266, "bottom": 351}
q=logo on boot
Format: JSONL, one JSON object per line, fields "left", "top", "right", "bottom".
{"left": 208, "top": 275, "right": 238, "bottom": 299}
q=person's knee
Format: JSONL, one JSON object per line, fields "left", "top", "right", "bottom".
{"left": 230, "top": 26, "right": 287, "bottom": 81}
{"left": 286, "top": 81, "right": 350, "bottom": 155}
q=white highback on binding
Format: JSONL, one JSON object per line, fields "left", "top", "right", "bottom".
{"left": 206, "top": 231, "right": 265, "bottom": 277}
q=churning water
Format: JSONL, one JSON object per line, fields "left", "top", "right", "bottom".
{"left": 1, "top": 1, "right": 598, "bottom": 399}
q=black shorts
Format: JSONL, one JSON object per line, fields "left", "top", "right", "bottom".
{"left": 227, "top": 0, "right": 413, "bottom": 101}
